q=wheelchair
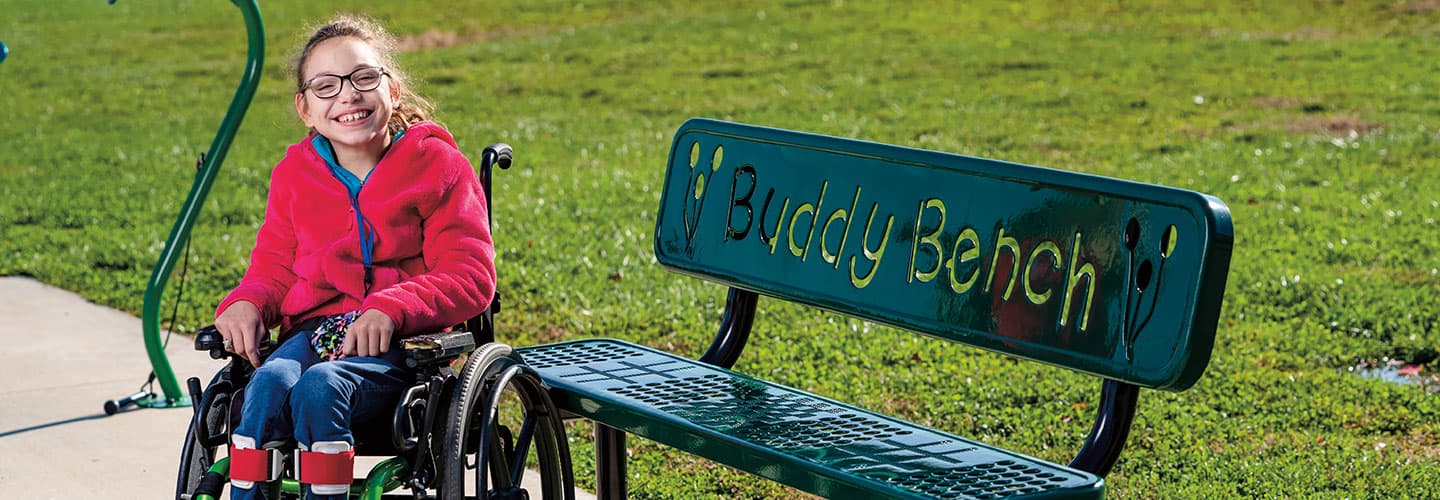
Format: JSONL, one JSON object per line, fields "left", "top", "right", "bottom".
{"left": 175, "top": 145, "right": 575, "bottom": 500}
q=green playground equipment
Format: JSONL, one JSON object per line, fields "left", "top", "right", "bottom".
{"left": 104, "top": 0, "right": 265, "bottom": 413}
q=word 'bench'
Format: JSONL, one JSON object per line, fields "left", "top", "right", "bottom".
{"left": 516, "top": 119, "right": 1234, "bottom": 499}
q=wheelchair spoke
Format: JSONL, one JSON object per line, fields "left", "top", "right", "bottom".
{"left": 485, "top": 422, "right": 516, "bottom": 491}
{"left": 497, "top": 424, "right": 516, "bottom": 464}
{"left": 508, "top": 412, "right": 540, "bottom": 485}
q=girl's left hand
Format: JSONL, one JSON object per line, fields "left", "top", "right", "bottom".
{"left": 343, "top": 309, "right": 395, "bottom": 358}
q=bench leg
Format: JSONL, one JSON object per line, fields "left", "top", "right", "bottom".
{"left": 595, "top": 424, "right": 627, "bottom": 500}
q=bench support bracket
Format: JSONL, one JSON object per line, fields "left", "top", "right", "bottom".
{"left": 698, "top": 288, "right": 758, "bottom": 369}
{"left": 1069, "top": 379, "right": 1140, "bottom": 477}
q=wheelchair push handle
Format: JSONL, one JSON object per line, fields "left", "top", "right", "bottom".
{"left": 477, "top": 142, "right": 512, "bottom": 239}
{"left": 482, "top": 143, "right": 512, "bottom": 170}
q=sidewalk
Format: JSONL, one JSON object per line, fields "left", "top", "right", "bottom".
{"left": 0, "top": 276, "right": 591, "bottom": 499}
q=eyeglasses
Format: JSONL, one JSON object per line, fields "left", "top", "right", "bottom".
{"left": 302, "top": 66, "right": 388, "bottom": 99}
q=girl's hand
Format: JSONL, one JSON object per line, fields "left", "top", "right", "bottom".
{"left": 343, "top": 309, "right": 395, "bottom": 358}
{"left": 215, "top": 301, "right": 266, "bottom": 368}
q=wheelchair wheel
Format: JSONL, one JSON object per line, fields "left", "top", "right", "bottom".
{"left": 177, "top": 365, "right": 238, "bottom": 500}
{"left": 439, "top": 343, "right": 574, "bottom": 500}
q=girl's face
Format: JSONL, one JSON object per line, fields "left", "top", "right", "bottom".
{"left": 294, "top": 36, "right": 399, "bottom": 161}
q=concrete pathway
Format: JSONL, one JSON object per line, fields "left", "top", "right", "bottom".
{"left": 0, "top": 276, "right": 591, "bottom": 499}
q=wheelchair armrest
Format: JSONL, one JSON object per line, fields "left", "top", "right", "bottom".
{"left": 194, "top": 325, "right": 275, "bottom": 360}
{"left": 402, "top": 330, "right": 478, "bottom": 368}
{"left": 194, "top": 326, "right": 227, "bottom": 360}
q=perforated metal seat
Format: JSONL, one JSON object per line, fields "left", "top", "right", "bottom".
{"left": 518, "top": 339, "right": 1102, "bottom": 499}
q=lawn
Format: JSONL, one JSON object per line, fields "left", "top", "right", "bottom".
{"left": 2, "top": 0, "right": 1438, "bottom": 497}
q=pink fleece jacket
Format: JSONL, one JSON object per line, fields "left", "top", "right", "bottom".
{"left": 217, "top": 121, "right": 496, "bottom": 336}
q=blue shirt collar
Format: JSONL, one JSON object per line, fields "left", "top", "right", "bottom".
{"left": 312, "top": 129, "right": 406, "bottom": 198}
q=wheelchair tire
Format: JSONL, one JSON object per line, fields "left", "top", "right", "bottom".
{"left": 176, "top": 421, "right": 210, "bottom": 499}
{"left": 439, "top": 343, "right": 574, "bottom": 500}
{"left": 176, "top": 366, "right": 235, "bottom": 500}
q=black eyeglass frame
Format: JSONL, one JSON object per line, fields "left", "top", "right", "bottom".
{"left": 301, "top": 66, "right": 389, "bottom": 99}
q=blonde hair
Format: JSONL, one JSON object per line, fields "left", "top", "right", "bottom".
{"left": 291, "top": 14, "right": 434, "bottom": 136}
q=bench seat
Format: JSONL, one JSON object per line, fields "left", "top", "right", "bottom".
{"left": 518, "top": 339, "right": 1102, "bottom": 499}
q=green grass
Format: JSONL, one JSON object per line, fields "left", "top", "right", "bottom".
{"left": 3, "top": 0, "right": 1439, "bottom": 497}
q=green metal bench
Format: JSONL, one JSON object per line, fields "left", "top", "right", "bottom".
{"left": 515, "top": 118, "right": 1234, "bottom": 498}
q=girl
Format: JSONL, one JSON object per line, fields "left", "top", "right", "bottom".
{"left": 212, "top": 14, "right": 495, "bottom": 500}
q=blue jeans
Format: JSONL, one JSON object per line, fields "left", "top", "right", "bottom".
{"left": 230, "top": 329, "right": 412, "bottom": 500}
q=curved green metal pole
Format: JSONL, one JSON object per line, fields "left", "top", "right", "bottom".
{"left": 138, "top": 0, "right": 265, "bottom": 407}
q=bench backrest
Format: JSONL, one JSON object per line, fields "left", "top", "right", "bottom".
{"left": 654, "top": 119, "right": 1233, "bottom": 390}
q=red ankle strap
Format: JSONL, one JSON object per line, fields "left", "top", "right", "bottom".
{"left": 296, "top": 448, "right": 355, "bottom": 486}
{"left": 228, "top": 446, "right": 281, "bottom": 482}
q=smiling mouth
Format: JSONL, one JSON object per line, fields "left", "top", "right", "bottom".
{"left": 336, "top": 110, "right": 371, "bottom": 123}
